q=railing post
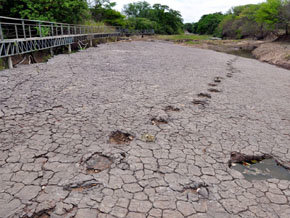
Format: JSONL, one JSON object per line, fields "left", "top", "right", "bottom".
{"left": 28, "top": 25, "right": 32, "bottom": 38}
{"left": 39, "top": 22, "right": 42, "bottom": 37}
{"left": 0, "top": 22, "right": 4, "bottom": 40}
{"left": 15, "top": 25, "right": 18, "bottom": 39}
{"left": 50, "top": 48, "right": 54, "bottom": 56}
{"left": 22, "top": 20, "right": 26, "bottom": 39}
{"left": 8, "top": 56, "right": 13, "bottom": 69}
{"left": 61, "top": 24, "right": 63, "bottom": 35}
{"left": 51, "top": 24, "right": 54, "bottom": 36}
{"left": 68, "top": 25, "right": 70, "bottom": 35}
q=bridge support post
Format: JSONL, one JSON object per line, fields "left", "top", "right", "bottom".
{"left": 8, "top": 57, "right": 13, "bottom": 69}
{"left": 50, "top": 48, "right": 54, "bottom": 57}
{"left": 90, "top": 39, "right": 93, "bottom": 47}
{"left": 68, "top": 44, "right": 72, "bottom": 53}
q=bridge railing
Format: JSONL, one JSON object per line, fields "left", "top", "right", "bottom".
{"left": 0, "top": 16, "right": 118, "bottom": 41}
{"left": 0, "top": 16, "right": 154, "bottom": 69}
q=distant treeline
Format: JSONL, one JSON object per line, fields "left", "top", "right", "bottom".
{"left": 0, "top": 0, "right": 183, "bottom": 34}
{"left": 1, "top": 0, "right": 288, "bottom": 38}
{"left": 185, "top": 0, "right": 290, "bottom": 39}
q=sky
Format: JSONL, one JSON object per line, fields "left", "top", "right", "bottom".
{"left": 113, "top": 0, "right": 265, "bottom": 23}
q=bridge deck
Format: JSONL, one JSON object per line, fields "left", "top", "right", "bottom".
{"left": 1, "top": 32, "right": 120, "bottom": 43}
{"left": 0, "top": 16, "right": 153, "bottom": 59}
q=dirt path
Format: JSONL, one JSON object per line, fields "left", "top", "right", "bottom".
{"left": 0, "top": 41, "right": 290, "bottom": 217}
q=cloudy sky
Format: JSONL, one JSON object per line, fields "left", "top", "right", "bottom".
{"left": 113, "top": 0, "right": 265, "bottom": 23}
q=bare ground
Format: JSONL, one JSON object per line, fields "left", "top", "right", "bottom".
{"left": 147, "top": 35, "right": 290, "bottom": 70}
{"left": 1, "top": 40, "right": 290, "bottom": 218}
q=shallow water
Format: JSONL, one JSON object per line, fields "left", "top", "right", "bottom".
{"left": 232, "top": 159, "right": 290, "bottom": 181}
{"left": 225, "top": 49, "right": 255, "bottom": 59}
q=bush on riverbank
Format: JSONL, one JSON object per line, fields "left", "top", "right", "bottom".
{"left": 184, "top": 0, "right": 290, "bottom": 39}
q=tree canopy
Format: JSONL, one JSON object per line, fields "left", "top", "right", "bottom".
{"left": 90, "top": 0, "right": 125, "bottom": 26}
{"left": 186, "top": 0, "right": 290, "bottom": 39}
{"left": 123, "top": 1, "right": 184, "bottom": 34}
{"left": 0, "top": 0, "right": 289, "bottom": 38}
{"left": 0, "top": 0, "right": 90, "bottom": 23}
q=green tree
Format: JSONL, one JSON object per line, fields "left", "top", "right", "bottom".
{"left": 0, "top": 0, "right": 90, "bottom": 23}
{"left": 0, "top": 0, "right": 5, "bottom": 10}
{"left": 256, "top": 0, "right": 290, "bottom": 35}
{"left": 124, "top": 17, "right": 157, "bottom": 31}
{"left": 184, "top": 23, "right": 195, "bottom": 33}
{"left": 123, "top": 1, "right": 183, "bottom": 34}
{"left": 94, "top": 0, "right": 116, "bottom": 9}
{"left": 123, "top": 1, "right": 151, "bottom": 18}
{"left": 256, "top": 0, "right": 281, "bottom": 26}
{"left": 219, "top": 4, "right": 268, "bottom": 39}
{"left": 195, "top": 12, "right": 225, "bottom": 35}
{"left": 91, "top": 0, "right": 125, "bottom": 26}
{"left": 278, "top": 0, "right": 290, "bottom": 35}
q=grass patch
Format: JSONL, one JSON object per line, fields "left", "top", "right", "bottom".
{"left": 83, "top": 20, "right": 105, "bottom": 26}
{"left": 285, "top": 54, "right": 290, "bottom": 61}
{"left": 185, "top": 41, "right": 201, "bottom": 45}
{"left": 0, "top": 59, "right": 6, "bottom": 70}
{"left": 156, "top": 34, "right": 211, "bottom": 41}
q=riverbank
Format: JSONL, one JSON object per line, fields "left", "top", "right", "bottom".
{"left": 149, "top": 35, "right": 290, "bottom": 70}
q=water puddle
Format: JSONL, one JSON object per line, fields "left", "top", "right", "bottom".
{"left": 225, "top": 49, "right": 255, "bottom": 59}
{"left": 232, "top": 159, "right": 290, "bottom": 181}
{"left": 229, "top": 152, "right": 290, "bottom": 181}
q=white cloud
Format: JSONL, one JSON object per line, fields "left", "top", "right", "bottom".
{"left": 113, "top": 0, "right": 265, "bottom": 23}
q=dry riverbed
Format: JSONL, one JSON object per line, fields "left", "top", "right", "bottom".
{"left": 148, "top": 35, "right": 290, "bottom": 70}
{"left": 1, "top": 40, "right": 290, "bottom": 217}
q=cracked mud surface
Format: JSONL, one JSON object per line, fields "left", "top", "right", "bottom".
{"left": 1, "top": 41, "right": 290, "bottom": 218}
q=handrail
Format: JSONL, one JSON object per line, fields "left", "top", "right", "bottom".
{"left": 0, "top": 16, "right": 78, "bottom": 25}
{"left": 0, "top": 16, "right": 154, "bottom": 66}
{"left": 0, "top": 16, "right": 120, "bottom": 41}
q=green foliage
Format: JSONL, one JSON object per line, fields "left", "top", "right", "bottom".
{"left": 256, "top": 0, "right": 281, "bottom": 25}
{"left": 219, "top": 0, "right": 290, "bottom": 39}
{"left": 0, "top": 0, "right": 5, "bottom": 10}
{"left": 123, "top": 1, "right": 184, "bottom": 34}
{"left": 255, "top": 0, "right": 290, "bottom": 34}
{"left": 219, "top": 5, "right": 263, "bottom": 39}
{"left": 36, "top": 26, "right": 50, "bottom": 37}
{"left": 124, "top": 18, "right": 157, "bottom": 31}
{"left": 195, "top": 13, "right": 225, "bottom": 35}
{"left": 184, "top": 23, "right": 195, "bottom": 33}
{"left": 0, "top": 0, "right": 90, "bottom": 23}
{"left": 0, "top": 58, "right": 5, "bottom": 71}
{"left": 156, "top": 34, "right": 211, "bottom": 41}
{"left": 123, "top": 1, "right": 151, "bottom": 18}
{"left": 91, "top": 0, "right": 125, "bottom": 26}
{"left": 95, "top": 0, "right": 116, "bottom": 9}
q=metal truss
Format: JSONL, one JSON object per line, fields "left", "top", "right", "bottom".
{"left": 0, "top": 16, "right": 154, "bottom": 59}
{"left": 0, "top": 36, "right": 73, "bottom": 58}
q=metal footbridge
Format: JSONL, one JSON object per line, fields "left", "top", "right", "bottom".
{"left": 0, "top": 16, "right": 154, "bottom": 68}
